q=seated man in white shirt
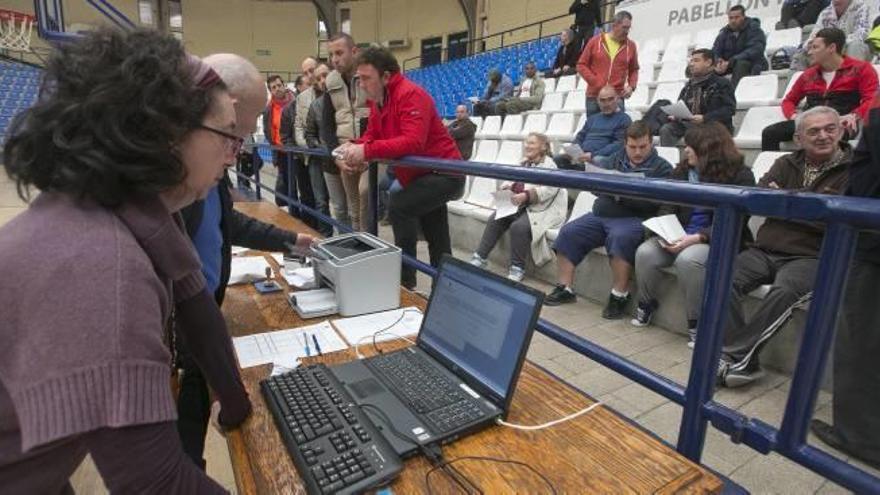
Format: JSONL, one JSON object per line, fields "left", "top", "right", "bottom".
{"left": 495, "top": 62, "right": 546, "bottom": 116}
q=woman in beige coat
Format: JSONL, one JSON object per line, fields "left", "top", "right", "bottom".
{"left": 470, "top": 133, "right": 569, "bottom": 281}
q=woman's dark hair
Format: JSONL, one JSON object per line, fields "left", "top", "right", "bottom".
{"left": 680, "top": 122, "right": 744, "bottom": 184}
{"left": 3, "top": 27, "right": 224, "bottom": 207}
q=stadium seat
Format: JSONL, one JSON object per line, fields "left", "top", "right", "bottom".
{"left": 747, "top": 151, "right": 790, "bottom": 237}
{"left": 470, "top": 116, "right": 484, "bottom": 133}
{"left": 499, "top": 114, "right": 524, "bottom": 139}
{"left": 554, "top": 74, "right": 577, "bottom": 93}
{"left": 477, "top": 115, "right": 503, "bottom": 139}
{"left": 543, "top": 77, "right": 557, "bottom": 94}
{"left": 661, "top": 33, "right": 692, "bottom": 63}
{"left": 545, "top": 112, "right": 576, "bottom": 141}
{"left": 734, "top": 106, "right": 787, "bottom": 148}
{"left": 576, "top": 75, "right": 587, "bottom": 91}
{"left": 765, "top": 28, "right": 802, "bottom": 55}
{"left": 693, "top": 28, "right": 717, "bottom": 50}
{"left": 464, "top": 176, "right": 498, "bottom": 208}
{"left": 562, "top": 90, "right": 586, "bottom": 113}
{"left": 628, "top": 85, "right": 650, "bottom": 111}
{"left": 655, "top": 59, "right": 688, "bottom": 84}
{"left": 656, "top": 146, "right": 680, "bottom": 165}
{"left": 519, "top": 113, "right": 548, "bottom": 138}
{"left": 777, "top": 71, "right": 803, "bottom": 104}
{"left": 546, "top": 191, "right": 598, "bottom": 242}
{"left": 537, "top": 91, "right": 565, "bottom": 113}
{"left": 472, "top": 139, "right": 500, "bottom": 162}
{"left": 497, "top": 140, "right": 523, "bottom": 164}
{"left": 639, "top": 64, "right": 655, "bottom": 85}
{"left": 625, "top": 110, "right": 643, "bottom": 121}
{"left": 735, "top": 74, "right": 780, "bottom": 108}
{"left": 651, "top": 81, "right": 685, "bottom": 106}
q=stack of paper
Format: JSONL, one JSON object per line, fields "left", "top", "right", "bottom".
{"left": 643, "top": 214, "right": 687, "bottom": 244}
{"left": 232, "top": 321, "right": 348, "bottom": 369}
{"left": 229, "top": 256, "right": 272, "bottom": 285}
{"left": 332, "top": 307, "right": 424, "bottom": 346}
{"left": 660, "top": 100, "right": 695, "bottom": 120}
{"left": 491, "top": 190, "right": 520, "bottom": 220}
{"left": 289, "top": 288, "right": 338, "bottom": 318}
{"left": 283, "top": 267, "right": 317, "bottom": 289}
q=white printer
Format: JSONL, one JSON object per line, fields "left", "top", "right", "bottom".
{"left": 310, "top": 232, "right": 401, "bottom": 317}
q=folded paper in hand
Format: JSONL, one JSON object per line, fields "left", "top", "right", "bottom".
{"left": 582, "top": 163, "right": 645, "bottom": 178}
{"left": 562, "top": 143, "right": 585, "bottom": 161}
{"left": 643, "top": 214, "right": 688, "bottom": 244}
{"left": 229, "top": 256, "right": 272, "bottom": 285}
{"left": 660, "top": 100, "right": 694, "bottom": 121}
{"left": 491, "top": 189, "right": 520, "bottom": 220}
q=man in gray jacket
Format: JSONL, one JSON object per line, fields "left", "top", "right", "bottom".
{"left": 495, "top": 62, "right": 546, "bottom": 116}
{"left": 294, "top": 57, "right": 332, "bottom": 236}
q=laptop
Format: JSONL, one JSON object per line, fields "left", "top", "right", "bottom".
{"left": 328, "top": 255, "right": 544, "bottom": 456}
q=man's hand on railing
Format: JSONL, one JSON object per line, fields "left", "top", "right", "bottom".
{"left": 334, "top": 142, "right": 368, "bottom": 175}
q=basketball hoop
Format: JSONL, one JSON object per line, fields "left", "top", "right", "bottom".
{"left": 0, "top": 10, "right": 35, "bottom": 52}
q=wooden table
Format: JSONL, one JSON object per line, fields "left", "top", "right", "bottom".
{"left": 223, "top": 202, "right": 722, "bottom": 494}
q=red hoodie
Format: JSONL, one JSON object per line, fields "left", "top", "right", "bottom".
{"left": 356, "top": 72, "right": 461, "bottom": 187}
{"left": 781, "top": 56, "right": 878, "bottom": 120}
{"left": 577, "top": 33, "right": 640, "bottom": 98}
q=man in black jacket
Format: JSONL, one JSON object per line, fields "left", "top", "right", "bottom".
{"left": 175, "top": 54, "right": 315, "bottom": 469}
{"left": 659, "top": 49, "right": 737, "bottom": 146}
{"left": 569, "top": 0, "right": 602, "bottom": 49}
{"left": 280, "top": 88, "right": 318, "bottom": 229}
{"left": 447, "top": 104, "right": 477, "bottom": 160}
{"left": 712, "top": 5, "right": 768, "bottom": 88}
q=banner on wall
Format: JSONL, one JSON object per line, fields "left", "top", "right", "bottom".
{"left": 616, "top": 0, "right": 787, "bottom": 42}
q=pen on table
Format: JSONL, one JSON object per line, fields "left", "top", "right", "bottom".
{"left": 302, "top": 333, "right": 311, "bottom": 357}
{"left": 312, "top": 333, "right": 323, "bottom": 355}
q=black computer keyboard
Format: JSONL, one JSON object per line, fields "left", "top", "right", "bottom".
{"left": 261, "top": 364, "right": 403, "bottom": 495}
{"left": 366, "top": 350, "right": 484, "bottom": 434}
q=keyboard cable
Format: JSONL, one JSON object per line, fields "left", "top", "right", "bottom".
{"left": 353, "top": 308, "right": 421, "bottom": 359}
{"left": 495, "top": 401, "right": 603, "bottom": 431}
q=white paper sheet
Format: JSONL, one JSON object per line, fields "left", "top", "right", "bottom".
{"left": 270, "top": 253, "right": 284, "bottom": 266}
{"left": 290, "top": 288, "right": 338, "bottom": 318}
{"left": 232, "top": 321, "right": 348, "bottom": 368}
{"left": 230, "top": 246, "right": 249, "bottom": 256}
{"left": 661, "top": 100, "right": 694, "bottom": 120}
{"left": 491, "top": 190, "right": 519, "bottom": 220}
{"left": 562, "top": 143, "right": 585, "bottom": 161}
{"left": 643, "top": 214, "right": 688, "bottom": 244}
{"left": 228, "top": 256, "right": 272, "bottom": 285}
{"left": 332, "top": 307, "right": 424, "bottom": 346}
{"left": 283, "top": 267, "right": 317, "bottom": 289}
{"left": 583, "top": 164, "right": 645, "bottom": 178}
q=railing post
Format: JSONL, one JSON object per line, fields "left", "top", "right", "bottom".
{"left": 286, "top": 151, "right": 296, "bottom": 216}
{"left": 500, "top": 32, "right": 505, "bottom": 48}
{"left": 367, "top": 162, "right": 379, "bottom": 235}
{"left": 777, "top": 223, "right": 858, "bottom": 452}
{"left": 677, "top": 204, "right": 743, "bottom": 462}
{"left": 253, "top": 149, "right": 262, "bottom": 201}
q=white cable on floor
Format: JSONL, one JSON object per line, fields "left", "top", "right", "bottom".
{"left": 496, "top": 401, "right": 603, "bottom": 431}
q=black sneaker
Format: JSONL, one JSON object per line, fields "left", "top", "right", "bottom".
{"left": 602, "top": 292, "right": 630, "bottom": 319}
{"left": 545, "top": 284, "right": 576, "bottom": 306}
{"left": 630, "top": 300, "right": 656, "bottom": 327}
{"left": 716, "top": 357, "right": 764, "bottom": 388}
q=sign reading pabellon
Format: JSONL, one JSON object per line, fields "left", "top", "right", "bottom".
{"left": 617, "top": 0, "right": 786, "bottom": 42}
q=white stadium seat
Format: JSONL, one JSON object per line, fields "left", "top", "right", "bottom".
{"left": 778, "top": 71, "right": 803, "bottom": 104}
{"left": 656, "top": 146, "right": 680, "bottom": 165}
{"left": 765, "top": 28, "right": 802, "bottom": 55}
{"left": 639, "top": 63, "right": 655, "bottom": 85}
{"left": 735, "top": 74, "right": 779, "bottom": 108}
{"left": 651, "top": 81, "right": 685, "bottom": 106}
{"left": 497, "top": 140, "right": 523, "bottom": 164}
{"left": 763, "top": 17, "right": 781, "bottom": 35}
{"left": 472, "top": 139, "right": 499, "bottom": 162}
{"left": 734, "top": 106, "right": 786, "bottom": 148}
{"left": 477, "top": 115, "right": 502, "bottom": 139}
{"left": 576, "top": 75, "right": 587, "bottom": 91}
{"left": 464, "top": 176, "right": 498, "bottom": 208}
{"left": 545, "top": 112, "right": 576, "bottom": 141}
{"left": 627, "top": 85, "right": 650, "bottom": 111}
{"left": 640, "top": 38, "right": 665, "bottom": 67}
{"left": 693, "top": 28, "right": 717, "bottom": 50}
{"left": 554, "top": 74, "right": 577, "bottom": 93}
{"left": 519, "top": 113, "right": 548, "bottom": 138}
{"left": 747, "top": 151, "right": 790, "bottom": 238}
{"left": 656, "top": 59, "right": 688, "bottom": 84}
{"left": 470, "top": 116, "right": 483, "bottom": 133}
{"left": 563, "top": 90, "right": 586, "bottom": 113}
{"left": 499, "top": 114, "right": 524, "bottom": 139}
{"left": 537, "top": 91, "right": 565, "bottom": 113}
{"left": 543, "top": 77, "right": 557, "bottom": 94}
{"left": 625, "top": 110, "right": 643, "bottom": 121}
{"left": 574, "top": 114, "right": 587, "bottom": 136}
{"left": 546, "top": 191, "right": 598, "bottom": 242}
{"left": 661, "top": 33, "right": 692, "bottom": 63}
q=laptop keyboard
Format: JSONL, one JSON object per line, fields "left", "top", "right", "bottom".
{"left": 367, "top": 351, "right": 484, "bottom": 434}
{"left": 261, "top": 364, "right": 402, "bottom": 495}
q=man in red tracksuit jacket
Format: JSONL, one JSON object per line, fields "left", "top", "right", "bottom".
{"left": 762, "top": 27, "right": 878, "bottom": 151}
{"left": 577, "top": 10, "right": 639, "bottom": 116}
{"left": 336, "top": 46, "right": 465, "bottom": 290}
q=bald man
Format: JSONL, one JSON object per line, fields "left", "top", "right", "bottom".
{"left": 176, "top": 53, "right": 314, "bottom": 469}
{"left": 294, "top": 57, "right": 333, "bottom": 236}
{"left": 301, "top": 56, "right": 318, "bottom": 86}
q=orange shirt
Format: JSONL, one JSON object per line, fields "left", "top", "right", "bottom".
{"left": 271, "top": 99, "right": 285, "bottom": 145}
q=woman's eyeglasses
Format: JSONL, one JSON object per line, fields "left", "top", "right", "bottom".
{"left": 199, "top": 124, "right": 244, "bottom": 157}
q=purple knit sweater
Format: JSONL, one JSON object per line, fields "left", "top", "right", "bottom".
{"left": 0, "top": 192, "right": 228, "bottom": 493}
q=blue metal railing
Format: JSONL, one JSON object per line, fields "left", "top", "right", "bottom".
{"left": 245, "top": 143, "right": 880, "bottom": 494}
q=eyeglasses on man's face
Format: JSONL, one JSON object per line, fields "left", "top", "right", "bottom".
{"left": 199, "top": 124, "right": 244, "bottom": 158}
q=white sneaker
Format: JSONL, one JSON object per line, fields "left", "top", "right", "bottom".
{"left": 470, "top": 253, "right": 487, "bottom": 268}
{"left": 507, "top": 265, "right": 525, "bottom": 282}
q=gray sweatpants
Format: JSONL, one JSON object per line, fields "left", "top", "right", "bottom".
{"left": 635, "top": 238, "right": 710, "bottom": 325}
{"left": 721, "top": 248, "right": 818, "bottom": 364}
{"left": 476, "top": 209, "right": 532, "bottom": 269}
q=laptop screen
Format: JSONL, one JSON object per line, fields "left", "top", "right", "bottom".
{"left": 418, "top": 258, "right": 541, "bottom": 403}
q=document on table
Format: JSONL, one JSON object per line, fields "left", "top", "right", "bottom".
{"left": 270, "top": 253, "right": 284, "bottom": 266}
{"left": 232, "top": 321, "right": 348, "bottom": 368}
{"left": 290, "top": 288, "right": 338, "bottom": 318}
{"left": 332, "top": 307, "right": 424, "bottom": 346}
{"left": 229, "top": 256, "right": 272, "bottom": 285}
{"left": 562, "top": 143, "right": 585, "bottom": 161}
{"left": 230, "top": 245, "right": 249, "bottom": 256}
{"left": 283, "top": 267, "right": 317, "bottom": 289}
{"left": 492, "top": 190, "right": 520, "bottom": 220}
{"left": 583, "top": 164, "right": 645, "bottom": 178}
{"left": 661, "top": 100, "right": 694, "bottom": 121}
{"left": 643, "top": 214, "right": 688, "bottom": 244}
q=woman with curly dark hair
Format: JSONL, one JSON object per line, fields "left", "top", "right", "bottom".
{"left": 0, "top": 27, "right": 245, "bottom": 493}
{"left": 631, "top": 122, "right": 756, "bottom": 347}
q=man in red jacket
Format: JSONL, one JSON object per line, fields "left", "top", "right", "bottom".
{"left": 762, "top": 27, "right": 878, "bottom": 151}
{"left": 336, "top": 47, "right": 465, "bottom": 289}
{"left": 577, "top": 11, "right": 639, "bottom": 116}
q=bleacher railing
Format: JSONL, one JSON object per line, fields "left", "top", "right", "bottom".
{"left": 244, "top": 143, "right": 880, "bottom": 494}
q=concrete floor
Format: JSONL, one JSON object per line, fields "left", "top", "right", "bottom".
{"left": 1, "top": 168, "right": 876, "bottom": 494}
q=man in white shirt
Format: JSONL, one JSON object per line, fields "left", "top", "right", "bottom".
{"left": 495, "top": 62, "right": 546, "bottom": 116}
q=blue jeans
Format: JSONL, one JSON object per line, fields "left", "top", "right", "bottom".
{"left": 308, "top": 159, "right": 333, "bottom": 237}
